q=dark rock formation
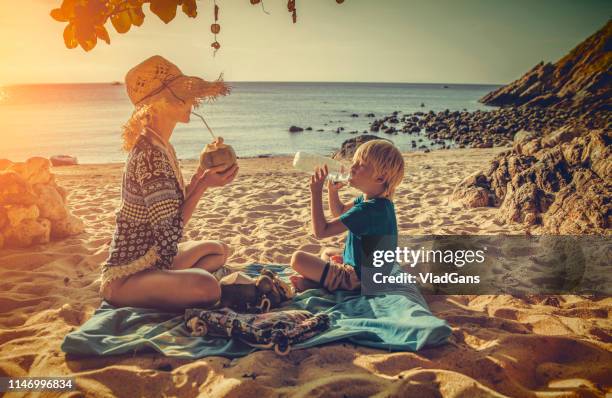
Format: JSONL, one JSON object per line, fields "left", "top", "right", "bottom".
{"left": 332, "top": 135, "right": 391, "bottom": 160}
{"left": 451, "top": 127, "right": 610, "bottom": 234}
{"left": 289, "top": 126, "right": 303, "bottom": 133}
{"left": 480, "top": 20, "right": 611, "bottom": 124}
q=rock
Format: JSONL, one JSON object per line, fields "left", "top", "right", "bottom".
{"left": 33, "top": 184, "right": 67, "bottom": 221}
{"left": 5, "top": 204, "right": 39, "bottom": 227}
{"left": 474, "top": 141, "right": 493, "bottom": 148}
{"left": 305, "top": 127, "right": 313, "bottom": 131}
{"left": 0, "top": 159, "right": 13, "bottom": 170}
{"left": 22, "top": 157, "right": 53, "bottom": 184}
{"left": 0, "top": 172, "right": 37, "bottom": 206}
{"left": 351, "top": 114, "right": 359, "bottom": 117}
{"left": 50, "top": 155, "right": 78, "bottom": 167}
{"left": 288, "top": 126, "right": 304, "bottom": 133}
{"left": 333, "top": 135, "right": 390, "bottom": 160}
{"left": 450, "top": 172, "right": 492, "bottom": 208}
{"left": 51, "top": 213, "right": 85, "bottom": 239}
{"left": 3, "top": 218, "right": 51, "bottom": 248}
{"left": 541, "top": 125, "right": 581, "bottom": 148}
{"left": 366, "top": 113, "right": 375, "bottom": 117}
{"left": 480, "top": 20, "right": 611, "bottom": 121}
{"left": 450, "top": 128, "right": 610, "bottom": 233}
{"left": 0, "top": 157, "right": 85, "bottom": 248}
{"left": 542, "top": 169, "right": 609, "bottom": 234}
{"left": 512, "top": 130, "right": 538, "bottom": 155}
{"left": 0, "top": 207, "right": 8, "bottom": 230}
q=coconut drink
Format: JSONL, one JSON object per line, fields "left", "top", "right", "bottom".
{"left": 199, "top": 137, "right": 237, "bottom": 172}
{"left": 192, "top": 111, "right": 237, "bottom": 172}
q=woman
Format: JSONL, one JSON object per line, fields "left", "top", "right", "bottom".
{"left": 100, "top": 55, "right": 238, "bottom": 310}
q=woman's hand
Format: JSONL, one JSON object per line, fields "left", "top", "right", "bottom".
{"left": 310, "top": 165, "right": 328, "bottom": 194}
{"left": 188, "top": 164, "right": 239, "bottom": 198}
{"left": 186, "top": 167, "right": 206, "bottom": 198}
{"left": 201, "top": 163, "right": 239, "bottom": 189}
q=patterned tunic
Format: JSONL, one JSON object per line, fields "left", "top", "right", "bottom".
{"left": 100, "top": 135, "right": 185, "bottom": 290}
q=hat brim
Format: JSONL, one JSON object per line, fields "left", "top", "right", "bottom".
{"left": 134, "top": 74, "right": 230, "bottom": 108}
{"left": 170, "top": 75, "right": 231, "bottom": 105}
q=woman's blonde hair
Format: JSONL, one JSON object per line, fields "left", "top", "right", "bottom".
{"left": 121, "top": 94, "right": 186, "bottom": 151}
{"left": 353, "top": 140, "right": 405, "bottom": 199}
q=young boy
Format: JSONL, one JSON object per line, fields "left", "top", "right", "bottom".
{"left": 290, "top": 140, "right": 405, "bottom": 292}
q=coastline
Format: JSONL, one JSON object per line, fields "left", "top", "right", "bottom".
{"left": 2, "top": 147, "right": 610, "bottom": 397}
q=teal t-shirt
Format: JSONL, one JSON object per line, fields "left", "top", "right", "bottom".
{"left": 339, "top": 195, "right": 398, "bottom": 278}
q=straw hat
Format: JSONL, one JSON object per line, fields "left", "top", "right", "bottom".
{"left": 124, "top": 55, "right": 230, "bottom": 107}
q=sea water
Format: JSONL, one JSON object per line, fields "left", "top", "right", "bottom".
{"left": 0, "top": 82, "right": 499, "bottom": 163}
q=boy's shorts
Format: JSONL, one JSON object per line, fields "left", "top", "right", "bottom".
{"left": 319, "top": 259, "right": 361, "bottom": 291}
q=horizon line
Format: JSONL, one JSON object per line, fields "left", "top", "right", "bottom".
{"left": 2, "top": 80, "right": 505, "bottom": 87}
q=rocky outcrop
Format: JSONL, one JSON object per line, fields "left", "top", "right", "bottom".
{"left": 332, "top": 135, "right": 391, "bottom": 160}
{"left": 365, "top": 106, "right": 575, "bottom": 150}
{"left": 480, "top": 20, "right": 611, "bottom": 124}
{"left": 0, "top": 158, "right": 84, "bottom": 249}
{"left": 450, "top": 127, "right": 611, "bottom": 234}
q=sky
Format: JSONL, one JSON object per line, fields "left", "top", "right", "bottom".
{"left": 0, "top": 0, "right": 609, "bottom": 85}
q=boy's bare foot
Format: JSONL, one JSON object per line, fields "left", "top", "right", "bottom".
{"left": 290, "top": 275, "right": 320, "bottom": 292}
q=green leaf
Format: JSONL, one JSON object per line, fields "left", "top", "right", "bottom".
{"left": 150, "top": 0, "right": 179, "bottom": 24}
{"left": 63, "top": 23, "right": 78, "bottom": 49}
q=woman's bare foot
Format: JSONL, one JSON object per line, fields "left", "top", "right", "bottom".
{"left": 290, "top": 275, "right": 320, "bottom": 292}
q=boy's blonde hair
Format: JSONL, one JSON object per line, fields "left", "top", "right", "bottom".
{"left": 353, "top": 140, "right": 405, "bottom": 199}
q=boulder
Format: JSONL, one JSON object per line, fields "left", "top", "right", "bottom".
{"left": 288, "top": 126, "right": 304, "bottom": 133}
{"left": 512, "top": 130, "right": 538, "bottom": 155}
{"left": 5, "top": 205, "right": 40, "bottom": 227}
{"left": 3, "top": 218, "right": 51, "bottom": 248}
{"left": 0, "top": 207, "right": 7, "bottom": 230}
{"left": 33, "top": 184, "right": 67, "bottom": 221}
{"left": 0, "top": 157, "right": 84, "bottom": 248}
{"left": 0, "top": 159, "right": 13, "bottom": 170}
{"left": 50, "top": 155, "right": 78, "bottom": 167}
{"left": 450, "top": 127, "right": 610, "bottom": 233}
{"left": 541, "top": 125, "right": 581, "bottom": 148}
{"left": 51, "top": 213, "right": 85, "bottom": 239}
{"left": 0, "top": 172, "right": 37, "bottom": 206}
{"left": 332, "top": 135, "right": 390, "bottom": 160}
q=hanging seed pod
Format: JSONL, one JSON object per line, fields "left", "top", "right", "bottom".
{"left": 211, "top": 41, "right": 220, "bottom": 50}
{"left": 250, "top": 0, "right": 261, "bottom": 4}
{"left": 214, "top": 4, "right": 219, "bottom": 21}
{"left": 292, "top": 9, "right": 297, "bottom": 23}
{"left": 336, "top": 0, "right": 344, "bottom": 3}
{"left": 211, "top": 23, "right": 220, "bottom": 34}
{"left": 287, "top": 0, "right": 295, "bottom": 12}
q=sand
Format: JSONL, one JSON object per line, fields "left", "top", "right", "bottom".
{"left": 0, "top": 147, "right": 610, "bottom": 398}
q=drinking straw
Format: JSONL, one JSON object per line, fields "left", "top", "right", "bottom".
{"left": 191, "top": 111, "right": 216, "bottom": 140}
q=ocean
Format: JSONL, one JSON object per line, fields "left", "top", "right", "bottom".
{"left": 0, "top": 82, "right": 499, "bottom": 164}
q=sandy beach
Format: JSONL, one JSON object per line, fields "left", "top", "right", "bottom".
{"left": 0, "top": 147, "right": 610, "bottom": 397}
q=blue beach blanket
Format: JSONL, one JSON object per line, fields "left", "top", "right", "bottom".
{"left": 62, "top": 264, "right": 451, "bottom": 358}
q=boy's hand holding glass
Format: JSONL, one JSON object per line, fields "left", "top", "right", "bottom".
{"left": 310, "top": 165, "right": 328, "bottom": 193}
{"left": 327, "top": 179, "right": 345, "bottom": 193}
